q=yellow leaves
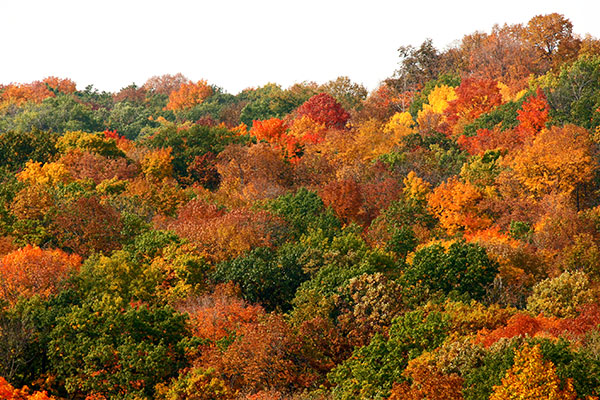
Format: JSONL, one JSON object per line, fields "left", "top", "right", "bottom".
{"left": 328, "top": 114, "right": 413, "bottom": 165}
{"left": 498, "top": 81, "right": 527, "bottom": 103}
{"left": 17, "top": 160, "right": 71, "bottom": 186}
{"left": 288, "top": 115, "right": 327, "bottom": 141}
{"left": 425, "top": 85, "right": 458, "bottom": 114}
{"left": 57, "top": 131, "right": 124, "bottom": 158}
{"left": 403, "top": 171, "right": 431, "bottom": 204}
{"left": 416, "top": 85, "right": 456, "bottom": 132}
{"left": 141, "top": 147, "right": 173, "bottom": 181}
{"left": 384, "top": 111, "right": 415, "bottom": 137}
{"left": 490, "top": 344, "right": 577, "bottom": 400}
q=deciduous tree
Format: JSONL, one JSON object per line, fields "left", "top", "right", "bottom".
{"left": 489, "top": 344, "right": 577, "bottom": 400}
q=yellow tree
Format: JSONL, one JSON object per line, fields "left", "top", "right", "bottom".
{"left": 490, "top": 344, "right": 577, "bottom": 400}
{"left": 418, "top": 85, "right": 457, "bottom": 117}
{"left": 16, "top": 161, "right": 72, "bottom": 186}
{"left": 141, "top": 147, "right": 174, "bottom": 181}
{"left": 403, "top": 171, "right": 431, "bottom": 205}
{"left": 416, "top": 85, "right": 457, "bottom": 133}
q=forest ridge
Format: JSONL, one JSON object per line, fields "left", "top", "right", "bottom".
{"left": 2, "top": 12, "right": 600, "bottom": 400}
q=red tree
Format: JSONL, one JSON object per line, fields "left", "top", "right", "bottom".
{"left": 444, "top": 78, "right": 503, "bottom": 136}
{"left": 295, "top": 93, "right": 350, "bottom": 129}
{"left": 515, "top": 88, "right": 549, "bottom": 137}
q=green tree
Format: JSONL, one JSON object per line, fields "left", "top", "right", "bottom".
{"left": 403, "top": 240, "right": 499, "bottom": 300}
{"left": 48, "top": 295, "right": 189, "bottom": 400}
{"left": 213, "top": 246, "right": 307, "bottom": 311}
{"left": 329, "top": 309, "right": 450, "bottom": 400}
{"left": 266, "top": 188, "right": 341, "bottom": 239}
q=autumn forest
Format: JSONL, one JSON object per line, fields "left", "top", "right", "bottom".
{"left": 2, "top": 12, "right": 600, "bottom": 400}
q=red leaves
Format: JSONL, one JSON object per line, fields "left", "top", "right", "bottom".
{"left": 296, "top": 93, "right": 350, "bottom": 130}
{"left": 515, "top": 88, "right": 549, "bottom": 137}
{"left": 444, "top": 78, "right": 503, "bottom": 136}
{"left": 457, "top": 89, "right": 549, "bottom": 155}
{"left": 476, "top": 304, "right": 600, "bottom": 347}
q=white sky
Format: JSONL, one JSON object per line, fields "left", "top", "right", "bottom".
{"left": 1, "top": 0, "right": 599, "bottom": 95}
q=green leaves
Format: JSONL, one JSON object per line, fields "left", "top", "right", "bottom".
{"left": 403, "top": 240, "right": 498, "bottom": 301}
{"left": 213, "top": 246, "right": 307, "bottom": 312}
{"left": 329, "top": 309, "right": 450, "bottom": 400}
{"left": 48, "top": 295, "right": 188, "bottom": 399}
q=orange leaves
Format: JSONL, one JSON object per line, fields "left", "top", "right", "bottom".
{"left": 427, "top": 177, "right": 491, "bottom": 236}
{"left": 0, "top": 377, "right": 56, "bottom": 400}
{"left": 476, "top": 313, "right": 554, "bottom": 348}
{"left": 0, "top": 77, "right": 76, "bottom": 106}
{"left": 161, "top": 199, "right": 286, "bottom": 263}
{"left": 0, "top": 245, "right": 81, "bottom": 304}
{"left": 476, "top": 304, "right": 600, "bottom": 347}
{"left": 249, "top": 118, "right": 302, "bottom": 158}
{"left": 388, "top": 353, "right": 464, "bottom": 400}
{"left": 509, "top": 125, "right": 595, "bottom": 195}
{"left": 184, "top": 283, "right": 265, "bottom": 342}
{"left": 201, "top": 313, "right": 316, "bottom": 393}
{"left": 41, "top": 76, "right": 76, "bottom": 94}
{"left": 165, "top": 80, "right": 213, "bottom": 111}
{"left": 457, "top": 126, "right": 522, "bottom": 155}
{"left": 250, "top": 118, "right": 288, "bottom": 143}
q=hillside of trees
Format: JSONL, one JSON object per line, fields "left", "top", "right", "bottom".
{"left": 3, "top": 12, "right": 600, "bottom": 400}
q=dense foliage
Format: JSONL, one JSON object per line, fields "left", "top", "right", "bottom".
{"left": 2, "top": 12, "right": 600, "bottom": 400}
